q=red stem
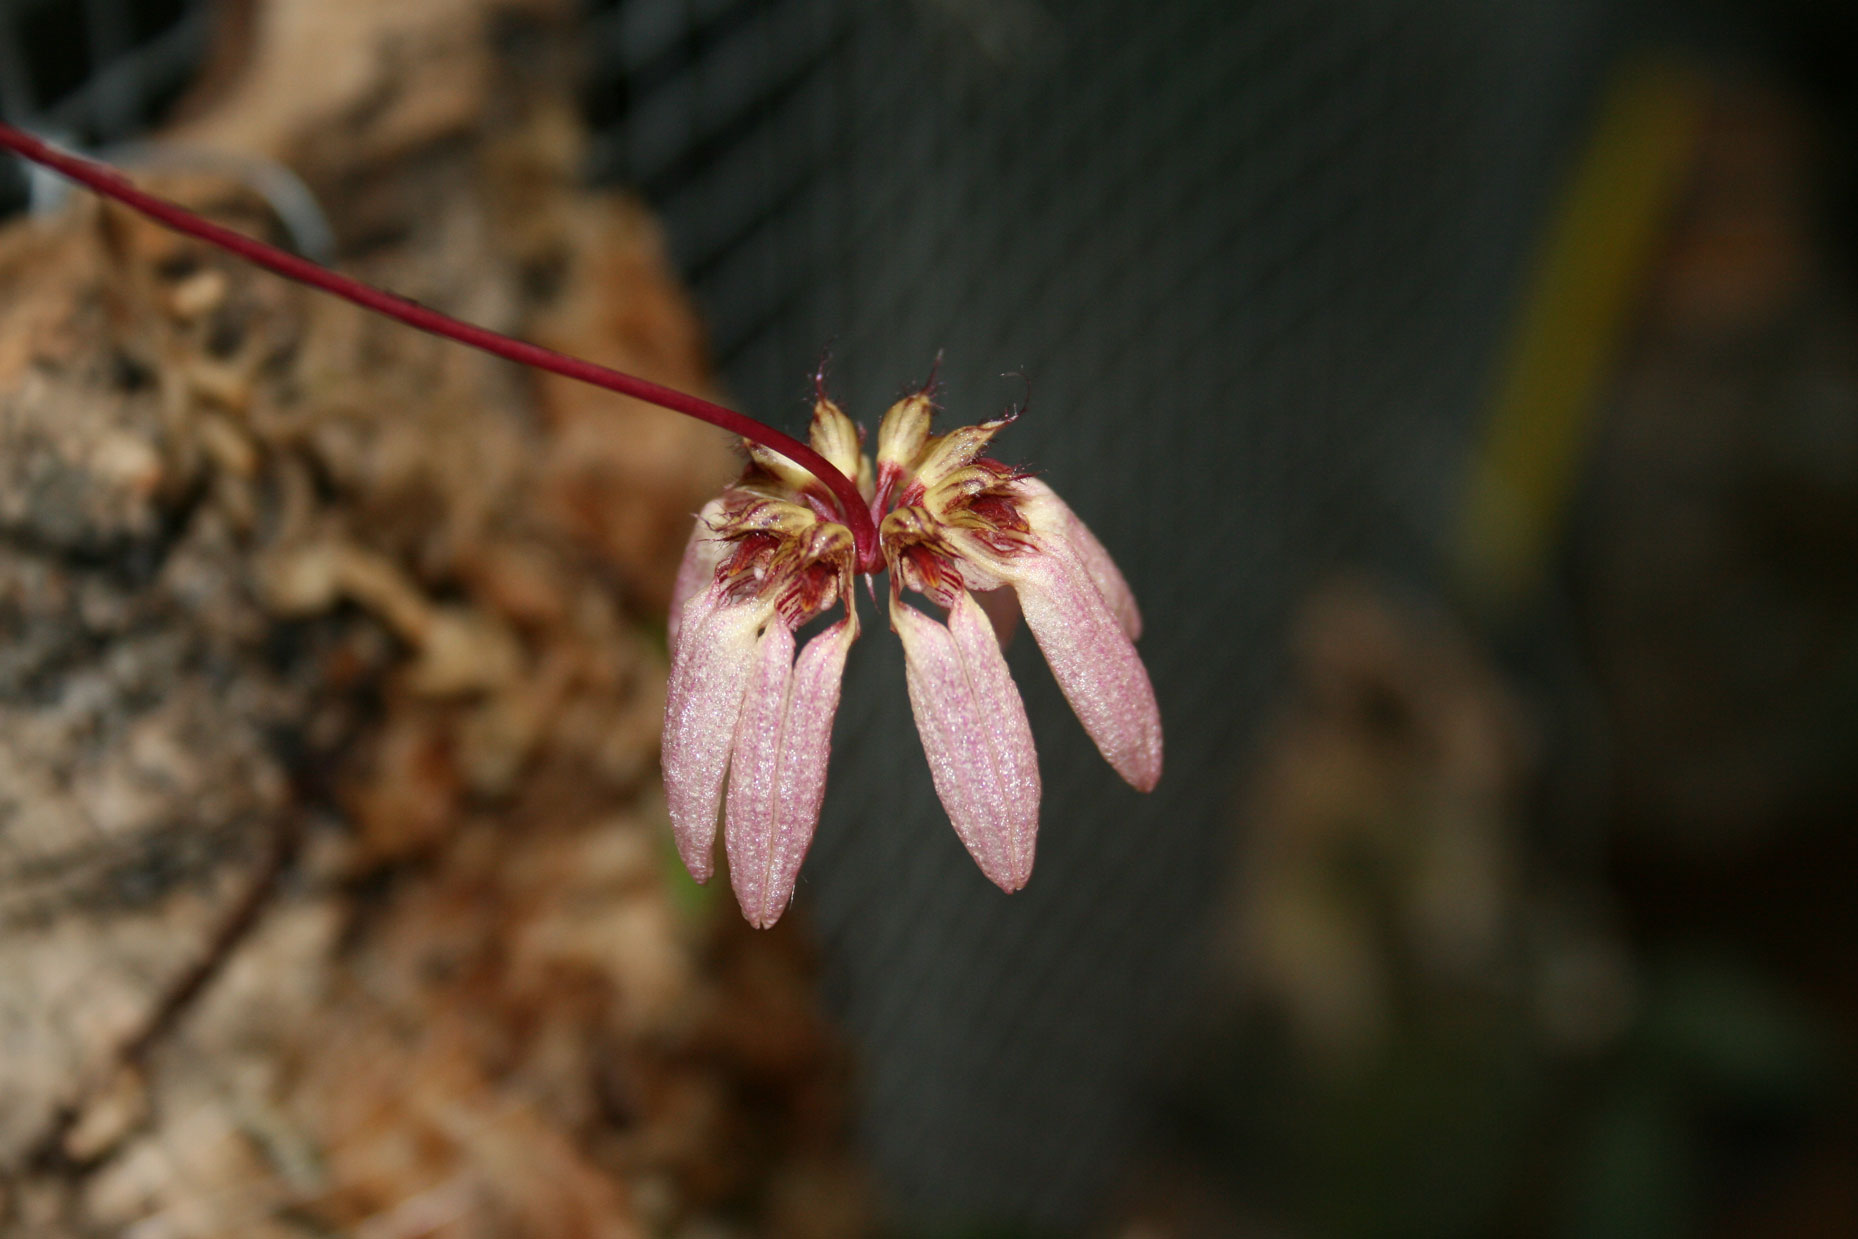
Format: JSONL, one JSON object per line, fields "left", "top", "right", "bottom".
{"left": 0, "top": 122, "right": 881, "bottom": 570}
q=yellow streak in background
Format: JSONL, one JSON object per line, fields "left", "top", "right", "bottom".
{"left": 1456, "top": 61, "right": 1705, "bottom": 615}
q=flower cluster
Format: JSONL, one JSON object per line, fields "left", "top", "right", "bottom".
{"left": 663, "top": 382, "right": 1161, "bottom": 926}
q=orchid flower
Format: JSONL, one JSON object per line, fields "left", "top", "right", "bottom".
{"left": 0, "top": 128, "right": 1161, "bottom": 930}
{"left": 665, "top": 383, "right": 1161, "bottom": 927}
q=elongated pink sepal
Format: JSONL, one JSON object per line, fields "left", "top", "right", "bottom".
{"left": 725, "top": 618, "right": 855, "bottom": 927}
{"left": 721, "top": 619, "right": 795, "bottom": 918}
{"left": 1007, "top": 540, "right": 1162, "bottom": 792}
{"left": 663, "top": 584, "right": 769, "bottom": 881}
{"left": 894, "top": 593, "right": 1041, "bottom": 891}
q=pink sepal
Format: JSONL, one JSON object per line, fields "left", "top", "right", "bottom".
{"left": 1006, "top": 537, "right": 1162, "bottom": 793}
{"left": 1015, "top": 478, "right": 1142, "bottom": 640}
{"left": 724, "top": 617, "right": 856, "bottom": 926}
{"left": 662, "top": 583, "right": 770, "bottom": 882}
{"left": 894, "top": 592, "right": 1041, "bottom": 891}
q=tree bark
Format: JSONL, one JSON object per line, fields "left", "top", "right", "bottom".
{"left": 0, "top": 3, "right": 862, "bottom": 1235}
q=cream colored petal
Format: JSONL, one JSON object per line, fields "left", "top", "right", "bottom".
{"left": 746, "top": 442, "right": 823, "bottom": 495}
{"left": 808, "top": 397, "right": 869, "bottom": 488}
{"left": 662, "top": 583, "right": 772, "bottom": 882}
{"left": 911, "top": 415, "right": 1014, "bottom": 490}
{"left": 876, "top": 392, "right": 934, "bottom": 472}
{"left": 893, "top": 593, "right": 1041, "bottom": 891}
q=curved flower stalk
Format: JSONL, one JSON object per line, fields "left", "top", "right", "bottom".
{"left": 667, "top": 382, "right": 1162, "bottom": 926}
{"left": 0, "top": 123, "right": 1159, "bottom": 928}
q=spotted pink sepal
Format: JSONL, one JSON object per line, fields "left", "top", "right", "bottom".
{"left": 724, "top": 618, "right": 856, "bottom": 927}
{"left": 988, "top": 488, "right": 1163, "bottom": 793}
{"left": 893, "top": 591, "right": 1041, "bottom": 892}
{"left": 663, "top": 582, "right": 773, "bottom": 882}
